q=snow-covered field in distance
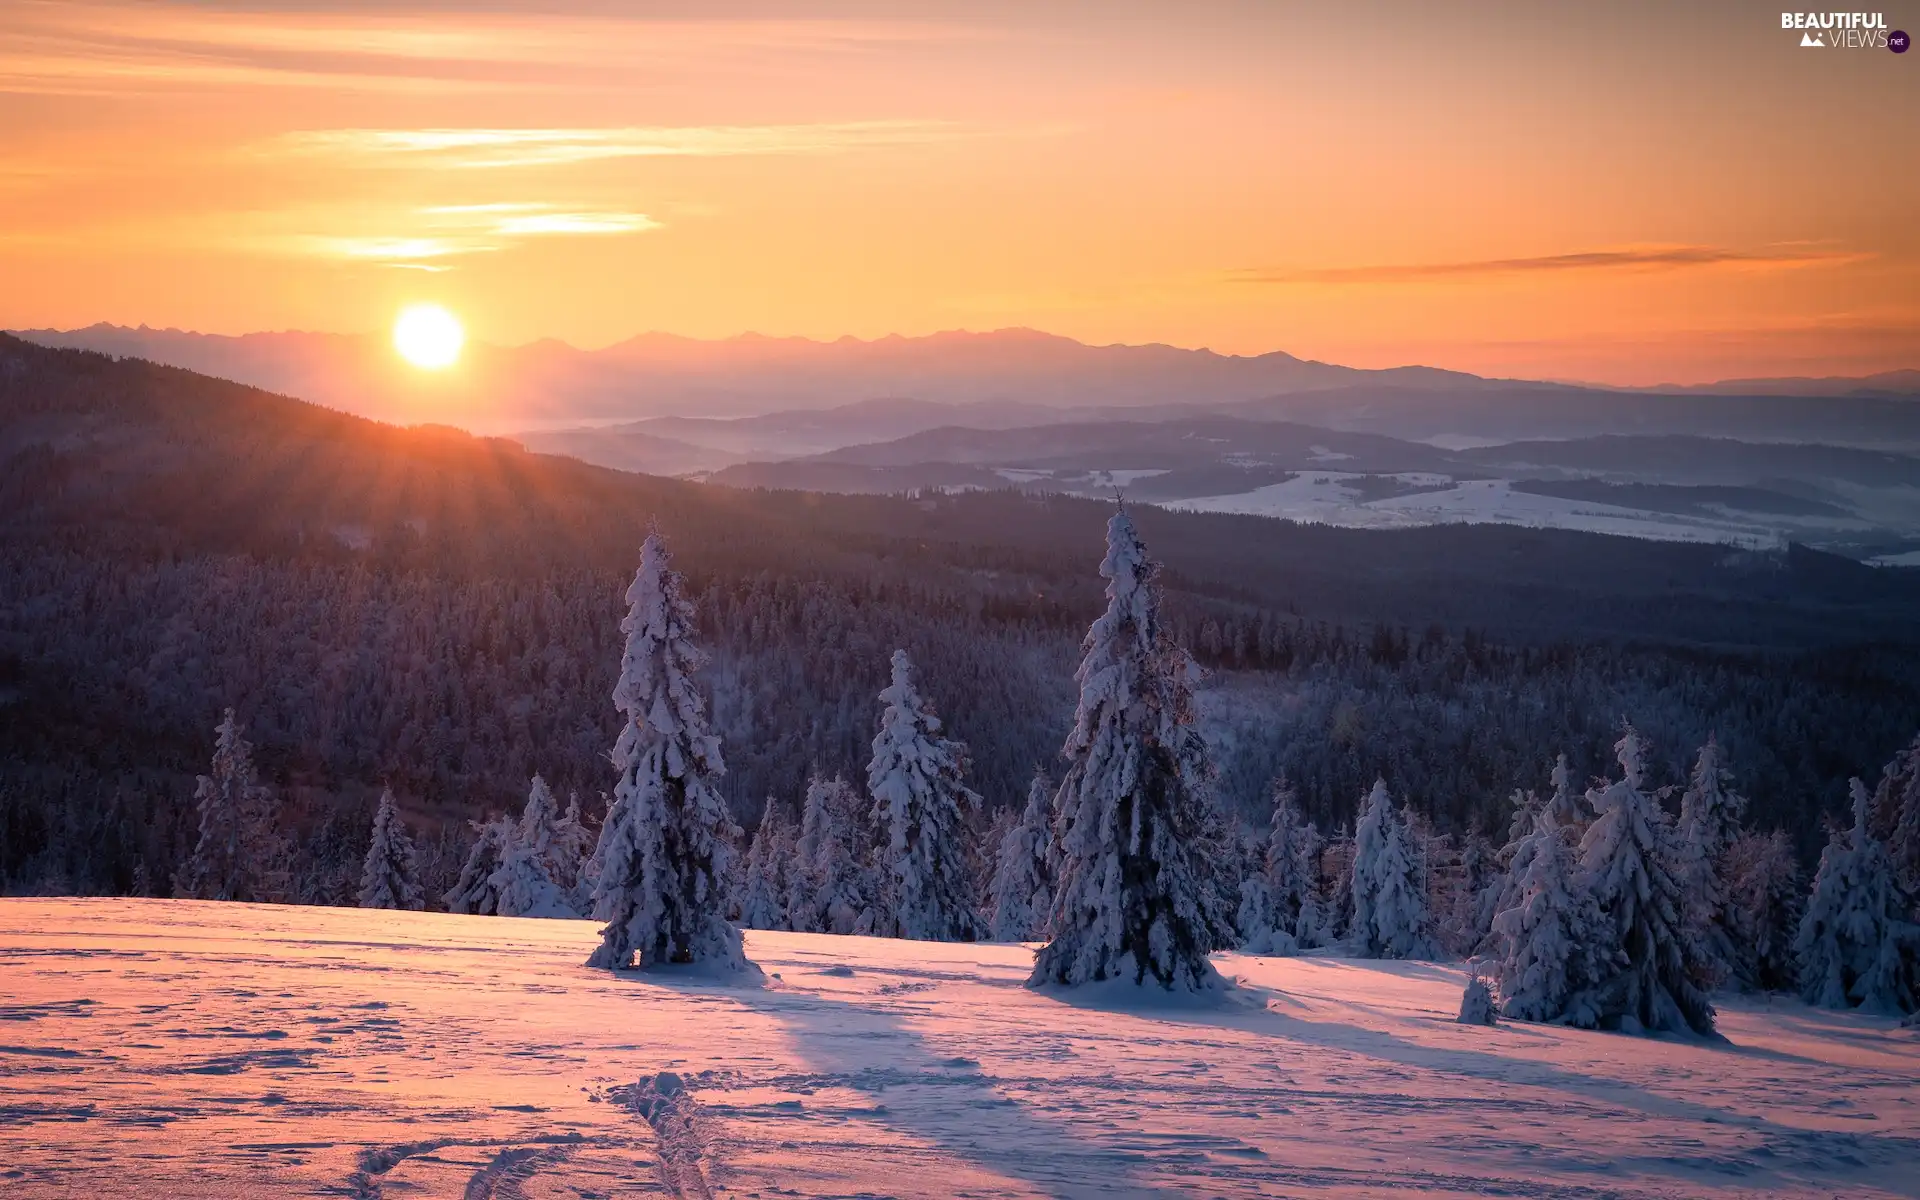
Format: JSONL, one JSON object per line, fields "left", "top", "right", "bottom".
{"left": 1163, "top": 473, "right": 1837, "bottom": 549}
{"left": 4, "top": 899, "right": 1918, "bottom": 1199}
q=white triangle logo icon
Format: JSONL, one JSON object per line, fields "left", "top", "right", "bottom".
{"left": 1800, "top": 31, "right": 1824, "bottom": 46}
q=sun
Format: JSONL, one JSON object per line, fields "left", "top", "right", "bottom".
{"left": 393, "top": 304, "right": 464, "bottom": 369}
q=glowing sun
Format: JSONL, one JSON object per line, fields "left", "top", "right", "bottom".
{"left": 393, "top": 304, "right": 464, "bottom": 369}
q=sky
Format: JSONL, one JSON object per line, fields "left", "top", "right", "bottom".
{"left": 0, "top": 0, "right": 1915, "bottom": 385}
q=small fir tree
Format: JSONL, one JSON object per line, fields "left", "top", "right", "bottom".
{"left": 358, "top": 787, "right": 425, "bottom": 911}
{"left": 1350, "top": 780, "right": 1438, "bottom": 960}
{"left": 1495, "top": 809, "right": 1604, "bottom": 1024}
{"left": 1675, "top": 737, "right": 1747, "bottom": 987}
{"left": 492, "top": 775, "right": 581, "bottom": 919}
{"left": 988, "top": 771, "right": 1055, "bottom": 942}
{"left": 737, "top": 799, "right": 792, "bottom": 931}
{"left": 446, "top": 815, "right": 512, "bottom": 915}
{"left": 867, "top": 649, "right": 984, "bottom": 941}
{"left": 1722, "top": 828, "right": 1803, "bottom": 993}
{"left": 1794, "top": 779, "right": 1919, "bottom": 1015}
{"left": 1573, "top": 728, "right": 1717, "bottom": 1035}
{"left": 178, "top": 708, "right": 287, "bottom": 903}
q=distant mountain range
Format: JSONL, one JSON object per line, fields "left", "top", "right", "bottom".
{"left": 9, "top": 324, "right": 1499, "bottom": 426}
{"left": 16, "top": 322, "right": 1919, "bottom": 556}
{"left": 14, "top": 324, "right": 1917, "bottom": 436}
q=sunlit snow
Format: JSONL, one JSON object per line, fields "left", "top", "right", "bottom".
{"left": 4, "top": 899, "right": 1917, "bottom": 1197}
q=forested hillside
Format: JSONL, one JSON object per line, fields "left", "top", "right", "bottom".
{"left": 3, "top": 334, "right": 1917, "bottom": 902}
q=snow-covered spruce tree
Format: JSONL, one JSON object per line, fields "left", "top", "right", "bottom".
{"left": 445, "top": 815, "right": 512, "bottom": 915}
{"left": 1874, "top": 732, "right": 1920, "bottom": 895}
{"left": 1448, "top": 827, "right": 1498, "bottom": 955}
{"left": 1479, "top": 756, "right": 1581, "bottom": 955}
{"left": 1349, "top": 780, "right": 1439, "bottom": 960}
{"left": 784, "top": 775, "right": 831, "bottom": 933}
{"left": 1029, "top": 509, "right": 1227, "bottom": 992}
{"left": 358, "top": 787, "right": 425, "bottom": 911}
{"left": 177, "top": 708, "right": 287, "bottom": 903}
{"left": 1240, "top": 778, "right": 1317, "bottom": 955}
{"left": 867, "top": 649, "right": 985, "bottom": 941}
{"left": 1675, "top": 737, "right": 1747, "bottom": 986}
{"left": 1794, "top": 779, "right": 1919, "bottom": 1015}
{"left": 553, "top": 791, "right": 598, "bottom": 912}
{"left": 1291, "top": 819, "right": 1329, "bottom": 950}
{"left": 737, "top": 799, "right": 792, "bottom": 931}
{"left": 811, "top": 774, "right": 881, "bottom": 936}
{"left": 1722, "top": 828, "right": 1803, "bottom": 993}
{"left": 988, "top": 770, "right": 1055, "bottom": 942}
{"left": 587, "top": 531, "right": 747, "bottom": 972}
{"left": 1322, "top": 824, "right": 1356, "bottom": 943}
{"left": 1458, "top": 973, "right": 1497, "bottom": 1026}
{"left": 1573, "top": 728, "right": 1717, "bottom": 1035}
{"left": 1543, "top": 753, "right": 1587, "bottom": 828}
{"left": 492, "top": 775, "right": 581, "bottom": 919}
{"left": 1236, "top": 871, "right": 1276, "bottom": 956}
{"left": 1495, "top": 809, "right": 1604, "bottom": 1024}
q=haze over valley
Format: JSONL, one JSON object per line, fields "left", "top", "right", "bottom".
{"left": 19, "top": 323, "right": 1920, "bottom": 560}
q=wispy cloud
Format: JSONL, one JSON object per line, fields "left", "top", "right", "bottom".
{"left": 267, "top": 122, "right": 969, "bottom": 169}
{"left": 255, "top": 202, "right": 658, "bottom": 266}
{"left": 1230, "top": 245, "right": 1871, "bottom": 285}
{"left": 0, "top": 3, "right": 974, "bottom": 96}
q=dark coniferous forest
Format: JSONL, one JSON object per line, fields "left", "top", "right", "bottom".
{"left": 3, "top": 333, "right": 1918, "bottom": 904}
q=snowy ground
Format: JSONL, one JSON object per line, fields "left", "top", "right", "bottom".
{"left": 4, "top": 900, "right": 1918, "bottom": 1199}
{"left": 1162, "top": 474, "right": 1808, "bottom": 548}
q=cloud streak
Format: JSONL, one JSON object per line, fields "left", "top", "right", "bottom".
{"left": 0, "top": 3, "right": 974, "bottom": 96}
{"left": 266, "top": 122, "right": 970, "bottom": 169}
{"left": 1230, "top": 246, "right": 1870, "bottom": 285}
{"left": 257, "top": 202, "right": 658, "bottom": 266}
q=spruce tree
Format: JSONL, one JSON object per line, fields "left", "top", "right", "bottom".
{"left": 785, "top": 774, "right": 832, "bottom": 934}
{"left": 1240, "top": 778, "right": 1317, "bottom": 955}
{"left": 811, "top": 775, "right": 881, "bottom": 935}
{"left": 1675, "top": 737, "right": 1747, "bottom": 986}
{"left": 1030, "top": 509, "right": 1224, "bottom": 992}
{"left": 1722, "top": 828, "right": 1803, "bottom": 993}
{"left": 1794, "top": 779, "right": 1919, "bottom": 1015}
{"left": 1291, "top": 819, "right": 1329, "bottom": 950}
{"left": 737, "top": 799, "right": 792, "bottom": 931}
{"left": 358, "top": 787, "right": 425, "bottom": 911}
{"left": 1873, "top": 732, "right": 1920, "bottom": 895}
{"left": 178, "top": 708, "right": 287, "bottom": 903}
{"left": 988, "top": 771, "right": 1054, "bottom": 942}
{"left": 587, "top": 531, "right": 747, "bottom": 972}
{"left": 1573, "top": 728, "right": 1717, "bottom": 1035}
{"left": 492, "top": 775, "right": 580, "bottom": 919}
{"left": 1323, "top": 823, "right": 1356, "bottom": 942}
{"left": 1480, "top": 757, "right": 1579, "bottom": 955}
{"left": 867, "top": 649, "right": 984, "bottom": 941}
{"left": 1495, "top": 809, "right": 1603, "bottom": 1023}
{"left": 445, "top": 815, "right": 512, "bottom": 915}
{"left": 1350, "top": 780, "right": 1438, "bottom": 959}
{"left": 553, "top": 792, "right": 598, "bottom": 913}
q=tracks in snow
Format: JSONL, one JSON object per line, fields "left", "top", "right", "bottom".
{"left": 462, "top": 1143, "right": 580, "bottom": 1199}
{"left": 345, "top": 1132, "right": 585, "bottom": 1199}
{"left": 615, "top": 1071, "right": 720, "bottom": 1200}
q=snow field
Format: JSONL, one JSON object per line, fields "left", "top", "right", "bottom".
{"left": 4, "top": 898, "right": 1918, "bottom": 1198}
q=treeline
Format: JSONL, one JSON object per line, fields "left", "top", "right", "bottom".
{"left": 155, "top": 513, "right": 1920, "bottom": 1024}
{"left": 5, "top": 533, "right": 1916, "bottom": 901}
{"left": 4, "top": 332, "right": 1920, "bottom": 903}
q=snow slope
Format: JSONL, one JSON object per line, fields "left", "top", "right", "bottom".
{"left": 1164, "top": 474, "right": 1810, "bottom": 547}
{"left": 3, "top": 899, "right": 1917, "bottom": 1198}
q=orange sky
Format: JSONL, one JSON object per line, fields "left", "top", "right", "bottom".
{"left": 1, "top": 0, "right": 1915, "bottom": 384}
